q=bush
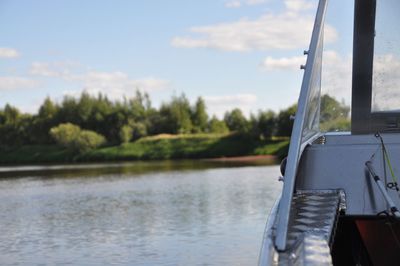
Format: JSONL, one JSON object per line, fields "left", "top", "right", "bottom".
{"left": 50, "top": 123, "right": 106, "bottom": 153}
{"left": 119, "top": 125, "right": 133, "bottom": 144}
{"left": 74, "top": 130, "right": 106, "bottom": 153}
{"left": 49, "top": 123, "right": 81, "bottom": 147}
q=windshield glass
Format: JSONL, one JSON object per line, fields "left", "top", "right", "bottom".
{"left": 372, "top": 0, "right": 400, "bottom": 112}
{"left": 319, "top": 0, "right": 353, "bottom": 132}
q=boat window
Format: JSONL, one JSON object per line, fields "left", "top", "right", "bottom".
{"left": 371, "top": 0, "right": 400, "bottom": 113}
{"left": 320, "top": 0, "right": 354, "bottom": 132}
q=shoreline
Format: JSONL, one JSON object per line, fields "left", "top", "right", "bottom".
{"left": 0, "top": 155, "right": 279, "bottom": 168}
{"left": 0, "top": 157, "right": 280, "bottom": 178}
{"left": 204, "top": 154, "right": 278, "bottom": 162}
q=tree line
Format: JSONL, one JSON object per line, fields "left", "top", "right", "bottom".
{"left": 0, "top": 91, "right": 349, "bottom": 149}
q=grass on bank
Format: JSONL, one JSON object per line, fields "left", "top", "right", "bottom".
{"left": 0, "top": 145, "right": 76, "bottom": 164}
{"left": 0, "top": 133, "right": 289, "bottom": 164}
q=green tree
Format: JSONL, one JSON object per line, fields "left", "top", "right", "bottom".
{"left": 192, "top": 97, "right": 208, "bottom": 133}
{"left": 320, "top": 94, "right": 350, "bottom": 131}
{"left": 0, "top": 114, "right": 34, "bottom": 146}
{"left": 104, "top": 105, "right": 129, "bottom": 143}
{"left": 3, "top": 104, "right": 20, "bottom": 125}
{"left": 249, "top": 114, "right": 260, "bottom": 138}
{"left": 257, "top": 110, "right": 276, "bottom": 139}
{"left": 128, "top": 90, "right": 151, "bottom": 120}
{"left": 58, "top": 96, "right": 79, "bottom": 125}
{"left": 224, "top": 108, "right": 250, "bottom": 133}
{"left": 32, "top": 97, "right": 60, "bottom": 144}
{"left": 86, "top": 93, "right": 113, "bottom": 137}
{"left": 208, "top": 116, "right": 229, "bottom": 133}
{"left": 76, "top": 91, "right": 94, "bottom": 124}
{"left": 146, "top": 110, "right": 165, "bottom": 135}
{"left": 159, "top": 94, "right": 193, "bottom": 134}
{"left": 131, "top": 121, "right": 147, "bottom": 140}
{"left": 0, "top": 105, "right": 35, "bottom": 146}
{"left": 38, "top": 97, "right": 58, "bottom": 120}
{"left": 275, "top": 104, "right": 297, "bottom": 137}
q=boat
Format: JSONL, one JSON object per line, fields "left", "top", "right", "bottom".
{"left": 259, "top": 0, "right": 400, "bottom": 265}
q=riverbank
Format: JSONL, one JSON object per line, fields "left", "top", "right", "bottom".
{"left": 0, "top": 133, "right": 289, "bottom": 165}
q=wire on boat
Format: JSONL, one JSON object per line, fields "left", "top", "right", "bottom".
{"left": 375, "top": 132, "right": 400, "bottom": 192}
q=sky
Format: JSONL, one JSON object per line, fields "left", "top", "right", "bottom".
{"left": 0, "top": 0, "right": 355, "bottom": 117}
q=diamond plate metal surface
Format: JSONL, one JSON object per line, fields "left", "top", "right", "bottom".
{"left": 279, "top": 234, "right": 332, "bottom": 266}
{"left": 277, "top": 189, "right": 346, "bottom": 265}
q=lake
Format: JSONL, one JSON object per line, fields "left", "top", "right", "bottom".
{"left": 0, "top": 161, "right": 282, "bottom": 266}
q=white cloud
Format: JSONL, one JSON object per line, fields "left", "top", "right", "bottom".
{"left": 30, "top": 61, "right": 171, "bottom": 99}
{"left": 204, "top": 94, "right": 257, "bottom": 117}
{"left": 284, "top": 0, "right": 316, "bottom": 12}
{"left": 205, "top": 94, "right": 257, "bottom": 104}
{"left": 30, "top": 61, "right": 77, "bottom": 79}
{"left": 0, "top": 47, "right": 20, "bottom": 58}
{"left": 171, "top": 12, "right": 337, "bottom": 52}
{"left": 247, "top": 0, "right": 268, "bottom": 5}
{"left": 261, "top": 55, "right": 306, "bottom": 70}
{"left": 260, "top": 50, "right": 347, "bottom": 73}
{"left": 78, "top": 71, "right": 170, "bottom": 98}
{"left": 225, "top": 0, "right": 267, "bottom": 8}
{"left": 225, "top": 0, "right": 242, "bottom": 8}
{"left": 0, "top": 76, "right": 39, "bottom": 90}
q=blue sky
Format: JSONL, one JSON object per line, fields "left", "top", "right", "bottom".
{"left": 0, "top": 0, "right": 354, "bottom": 117}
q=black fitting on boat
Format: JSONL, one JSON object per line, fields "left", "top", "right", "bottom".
{"left": 280, "top": 157, "right": 287, "bottom": 176}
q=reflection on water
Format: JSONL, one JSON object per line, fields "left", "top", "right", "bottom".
{"left": 0, "top": 162, "right": 281, "bottom": 266}
{"left": 0, "top": 158, "right": 278, "bottom": 179}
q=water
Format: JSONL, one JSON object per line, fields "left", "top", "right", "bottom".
{"left": 0, "top": 161, "right": 282, "bottom": 266}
